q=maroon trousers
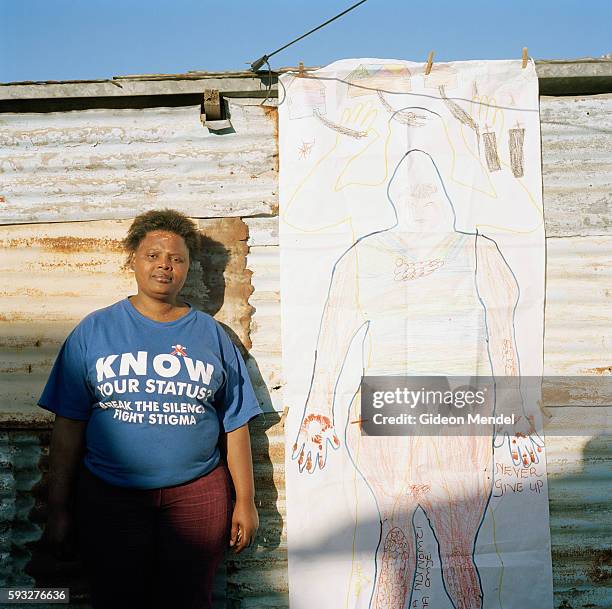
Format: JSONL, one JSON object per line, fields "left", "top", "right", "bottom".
{"left": 75, "top": 461, "right": 232, "bottom": 609}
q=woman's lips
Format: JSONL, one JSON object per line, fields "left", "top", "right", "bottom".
{"left": 152, "top": 275, "right": 172, "bottom": 283}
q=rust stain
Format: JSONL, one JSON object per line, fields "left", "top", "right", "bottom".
{"left": 279, "top": 406, "right": 289, "bottom": 431}
{"left": 4, "top": 236, "right": 123, "bottom": 253}
{"left": 583, "top": 365, "right": 612, "bottom": 375}
{"left": 541, "top": 376, "right": 611, "bottom": 407}
{"left": 586, "top": 548, "right": 612, "bottom": 583}
{"left": 0, "top": 312, "right": 75, "bottom": 322}
{"left": 200, "top": 217, "right": 248, "bottom": 241}
{"left": 262, "top": 106, "right": 278, "bottom": 139}
{"left": 0, "top": 414, "right": 53, "bottom": 429}
{"left": 27, "top": 260, "right": 109, "bottom": 271}
{"left": 0, "top": 289, "right": 82, "bottom": 298}
{"left": 542, "top": 385, "right": 574, "bottom": 405}
{"left": 195, "top": 217, "right": 254, "bottom": 350}
{"left": 0, "top": 195, "right": 5, "bottom": 203}
{"left": 0, "top": 337, "right": 46, "bottom": 350}
{"left": 262, "top": 105, "right": 279, "bottom": 173}
{"left": 0, "top": 362, "right": 38, "bottom": 374}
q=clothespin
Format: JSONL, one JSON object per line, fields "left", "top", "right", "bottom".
{"left": 521, "top": 47, "right": 528, "bottom": 69}
{"left": 425, "top": 51, "right": 435, "bottom": 76}
{"left": 298, "top": 61, "right": 305, "bottom": 77}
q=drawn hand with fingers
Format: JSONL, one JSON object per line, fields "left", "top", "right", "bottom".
{"left": 283, "top": 100, "right": 386, "bottom": 232}
{"left": 292, "top": 412, "right": 340, "bottom": 473}
{"left": 436, "top": 81, "right": 543, "bottom": 232}
{"left": 330, "top": 101, "right": 385, "bottom": 190}
{"left": 495, "top": 413, "right": 544, "bottom": 466}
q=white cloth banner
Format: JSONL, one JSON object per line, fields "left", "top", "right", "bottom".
{"left": 280, "top": 58, "right": 553, "bottom": 609}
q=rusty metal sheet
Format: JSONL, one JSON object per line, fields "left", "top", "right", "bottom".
{"left": 227, "top": 415, "right": 288, "bottom": 603}
{"left": 198, "top": 217, "right": 252, "bottom": 351}
{"left": 2, "top": 94, "right": 608, "bottom": 232}
{"left": 0, "top": 101, "right": 277, "bottom": 224}
{"left": 544, "top": 236, "right": 612, "bottom": 374}
{"left": 245, "top": 217, "right": 278, "bottom": 247}
{"left": 246, "top": 245, "right": 282, "bottom": 412}
{"left": 542, "top": 234, "right": 611, "bottom": 609}
{"left": 237, "top": 596, "right": 290, "bottom": 609}
{"left": 541, "top": 94, "right": 612, "bottom": 237}
{"left": 546, "top": 431, "right": 611, "bottom": 609}
{"left": 0, "top": 217, "right": 256, "bottom": 428}
{"left": 1, "top": 84, "right": 610, "bottom": 609}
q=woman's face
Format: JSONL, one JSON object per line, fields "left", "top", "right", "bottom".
{"left": 130, "top": 230, "right": 190, "bottom": 302}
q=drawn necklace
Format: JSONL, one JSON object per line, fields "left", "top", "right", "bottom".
{"left": 389, "top": 233, "right": 466, "bottom": 281}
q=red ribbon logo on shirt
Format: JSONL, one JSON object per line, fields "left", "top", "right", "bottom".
{"left": 171, "top": 344, "right": 188, "bottom": 357}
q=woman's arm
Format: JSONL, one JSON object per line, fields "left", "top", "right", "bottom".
{"left": 225, "top": 423, "right": 258, "bottom": 554}
{"left": 45, "top": 415, "right": 87, "bottom": 556}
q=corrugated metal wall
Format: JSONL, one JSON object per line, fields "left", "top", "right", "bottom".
{"left": 0, "top": 103, "right": 277, "bottom": 223}
{"left": 0, "top": 97, "right": 280, "bottom": 608}
{"left": 538, "top": 93, "right": 611, "bottom": 609}
{"left": 1, "top": 84, "right": 610, "bottom": 609}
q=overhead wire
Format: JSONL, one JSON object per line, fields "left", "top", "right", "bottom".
{"left": 249, "top": 0, "right": 539, "bottom": 114}
{"left": 250, "top": 0, "right": 368, "bottom": 71}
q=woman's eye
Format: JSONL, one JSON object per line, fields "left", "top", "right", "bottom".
{"left": 148, "top": 253, "right": 157, "bottom": 258}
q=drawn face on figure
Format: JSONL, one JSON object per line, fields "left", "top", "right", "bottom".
{"left": 406, "top": 183, "right": 453, "bottom": 233}
{"left": 130, "top": 231, "right": 189, "bottom": 302}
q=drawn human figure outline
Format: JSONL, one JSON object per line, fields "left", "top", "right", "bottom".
{"left": 290, "top": 149, "right": 543, "bottom": 609}
{"left": 282, "top": 61, "right": 546, "bottom": 609}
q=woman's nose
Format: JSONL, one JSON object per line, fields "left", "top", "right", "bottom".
{"left": 158, "top": 259, "right": 171, "bottom": 269}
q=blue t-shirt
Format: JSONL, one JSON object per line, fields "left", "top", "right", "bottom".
{"left": 38, "top": 297, "right": 262, "bottom": 489}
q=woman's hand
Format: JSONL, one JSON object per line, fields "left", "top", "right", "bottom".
{"left": 230, "top": 498, "right": 259, "bottom": 553}
{"left": 225, "top": 423, "right": 258, "bottom": 553}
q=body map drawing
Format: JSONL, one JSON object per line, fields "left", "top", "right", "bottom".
{"left": 280, "top": 59, "right": 552, "bottom": 609}
{"left": 291, "top": 149, "right": 541, "bottom": 609}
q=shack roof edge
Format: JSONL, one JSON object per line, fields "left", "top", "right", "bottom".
{"left": 1, "top": 57, "right": 610, "bottom": 101}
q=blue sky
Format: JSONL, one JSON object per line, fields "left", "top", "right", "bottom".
{"left": 1, "top": 0, "right": 610, "bottom": 83}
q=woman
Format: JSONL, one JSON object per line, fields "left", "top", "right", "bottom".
{"left": 38, "top": 209, "right": 262, "bottom": 609}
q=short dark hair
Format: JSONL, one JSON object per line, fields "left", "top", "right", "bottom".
{"left": 122, "top": 208, "right": 201, "bottom": 267}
